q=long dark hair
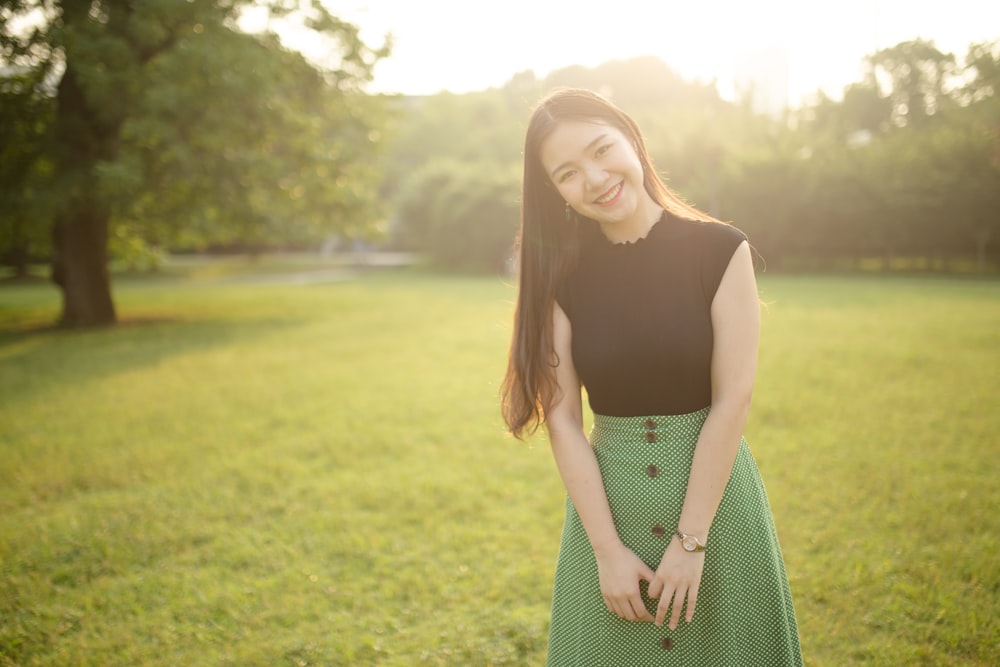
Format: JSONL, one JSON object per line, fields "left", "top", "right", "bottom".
{"left": 500, "top": 88, "right": 716, "bottom": 438}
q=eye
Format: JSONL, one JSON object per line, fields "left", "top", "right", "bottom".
{"left": 556, "top": 169, "right": 577, "bottom": 184}
{"left": 595, "top": 142, "right": 614, "bottom": 157}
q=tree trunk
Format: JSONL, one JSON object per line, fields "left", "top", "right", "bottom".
{"left": 49, "top": 58, "right": 120, "bottom": 328}
{"left": 7, "top": 219, "right": 31, "bottom": 279}
{"left": 975, "top": 228, "right": 990, "bottom": 275}
{"left": 51, "top": 203, "right": 116, "bottom": 327}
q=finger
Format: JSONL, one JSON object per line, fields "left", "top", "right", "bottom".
{"left": 647, "top": 578, "right": 662, "bottom": 599}
{"left": 622, "top": 592, "right": 648, "bottom": 622}
{"left": 654, "top": 588, "right": 674, "bottom": 627}
{"left": 686, "top": 584, "right": 699, "bottom": 623}
{"left": 639, "top": 563, "right": 656, "bottom": 582}
{"left": 631, "top": 595, "right": 654, "bottom": 622}
{"left": 668, "top": 588, "right": 686, "bottom": 630}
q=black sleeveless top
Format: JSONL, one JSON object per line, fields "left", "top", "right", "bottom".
{"left": 555, "top": 211, "right": 748, "bottom": 417}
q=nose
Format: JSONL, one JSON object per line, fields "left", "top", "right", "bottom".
{"left": 583, "top": 163, "right": 607, "bottom": 190}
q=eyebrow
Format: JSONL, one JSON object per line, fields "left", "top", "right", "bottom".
{"left": 549, "top": 133, "right": 609, "bottom": 179}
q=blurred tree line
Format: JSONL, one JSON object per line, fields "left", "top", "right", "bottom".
{"left": 386, "top": 43, "right": 999, "bottom": 274}
{"left": 1, "top": 3, "right": 997, "bottom": 330}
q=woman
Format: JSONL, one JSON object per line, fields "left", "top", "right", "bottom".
{"left": 501, "top": 88, "right": 802, "bottom": 666}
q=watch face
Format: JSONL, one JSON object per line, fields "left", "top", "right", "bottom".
{"left": 682, "top": 536, "right": 697, "bottom": 551}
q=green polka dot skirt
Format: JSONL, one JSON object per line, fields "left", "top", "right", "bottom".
{"left": 546, "top": 408, "right": 802, "bottom": 666}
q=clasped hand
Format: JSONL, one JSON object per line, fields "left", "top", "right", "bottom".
{"left": 596, "top": 540, "right": 705, "bottom": 629}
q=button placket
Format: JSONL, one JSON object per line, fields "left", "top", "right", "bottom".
{"left": 644, "top": 419, "right": 664, "bottom": 538}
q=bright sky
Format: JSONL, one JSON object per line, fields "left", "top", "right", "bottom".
{"left": 325, "top": 0, "right": 999, "bottom": 107}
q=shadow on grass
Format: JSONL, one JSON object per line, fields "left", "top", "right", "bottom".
{"left": 0, "top": 315, "right": 307, "bottom": 403}
{"left": 0, "top": 315, "right": 181, "bottom": 336}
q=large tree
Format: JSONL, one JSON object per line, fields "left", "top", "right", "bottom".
{"left": 0, "top": 0, "right": 389, "bottom": 327}
{"left": 864, "top": 39, "right": 957, "bottom": 127}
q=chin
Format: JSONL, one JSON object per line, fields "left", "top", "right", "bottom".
{"left": 595, "top": 207, "right": 635, "bottom": 225}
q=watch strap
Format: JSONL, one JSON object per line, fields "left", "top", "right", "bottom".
{"left": 675, "top": 529, "right": 706, "bottom": 552}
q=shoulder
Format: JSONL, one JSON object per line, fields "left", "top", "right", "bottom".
{"left": 669, "top": 216, "right": 747, "bottom": 249}
{"left": 665, "top": 217, "right": 749, "bottom": 301}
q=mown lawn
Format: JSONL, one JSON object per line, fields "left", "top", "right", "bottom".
{"left": 1, "top": 267, "right": 997, "bottom": 666}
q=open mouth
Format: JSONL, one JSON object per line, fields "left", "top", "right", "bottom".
{"left": 594, "top": 182, "right": 623, "bottom": 206}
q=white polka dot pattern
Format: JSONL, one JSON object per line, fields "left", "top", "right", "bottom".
{"left": 546, "top": 408, "right": 802, "bottom": 666}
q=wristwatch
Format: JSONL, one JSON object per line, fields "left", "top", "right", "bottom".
{"left": 675, "top": 529, "right": 706, "bottom": 552}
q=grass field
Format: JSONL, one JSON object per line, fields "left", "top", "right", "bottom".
{"left": 1, "top": 265, "right": 998, "bottom": 666}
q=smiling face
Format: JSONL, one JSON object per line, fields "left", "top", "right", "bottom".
{"left": 540, "top": 120, "right": 660, "bottom": 238}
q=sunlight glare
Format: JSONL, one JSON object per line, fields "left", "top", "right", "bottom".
{"left": 325, "top": 0, "right": 999, "bottom": 108}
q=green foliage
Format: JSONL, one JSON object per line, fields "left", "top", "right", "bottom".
{"left": 864, "top": 39, "right": 958, "bottom": 126}
{"left": 395, "top": 159, "right": 520, "bottom": 272}
{"left": 963, "top": 40, "right": 1000, "bottom": 102}
{"left": 0, "top": 269, "right": 998, "bottom": 665}
{"left": 107, "top": 223, "right": 165, "bottom": 272}
{"left": 383, "top": 90, "right": 530, "bottom": 192}
{"left": 385, "top": 43, "right": 1000, "bottom": 274}
{"left": 0, "top": 66, "right": 53, "bottom": 275}
{"left": 0, "top": 1, "right": 392, "bottom": 325}
{"left": 3, "top": 9, "right": 998, "bottom": 283}
{"left": 106, "top": 23, "right": 390, "bottom": 252}
{"left": 384, "top": 62, "right": 729, "bottom": 272}
{"left": 384, "top": 88, "right": 530, "bottom": 271}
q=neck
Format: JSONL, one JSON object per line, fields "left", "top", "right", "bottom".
{"left": 598, "top": 196, "right": 663, "bottom": 244}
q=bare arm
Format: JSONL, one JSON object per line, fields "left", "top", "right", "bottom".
{"left": 680, "top": 239, "right": 760, "bottom": 540}
{"left": 649, "top": 240, "right": 760, "bottom": 628}
{"left": 546, "top": 301, "right": 655, "bottom": 622}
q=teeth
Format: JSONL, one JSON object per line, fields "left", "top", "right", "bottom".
{"left": 595, "top": 183, "right": 621, "bottom": 204}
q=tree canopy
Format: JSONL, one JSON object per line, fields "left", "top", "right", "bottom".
{"left": 0, "top": 0, "right": 390, "bottom": 326}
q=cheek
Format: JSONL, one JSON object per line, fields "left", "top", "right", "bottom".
{"left": 554, "top": 181, "right": 579, "bottom": 203}
{"left": 628, "top": 153, "right": 646, "bottom": 176}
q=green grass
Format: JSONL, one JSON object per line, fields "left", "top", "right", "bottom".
{"left": 1, "top": 268, "right": 998, "bottom": 666}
